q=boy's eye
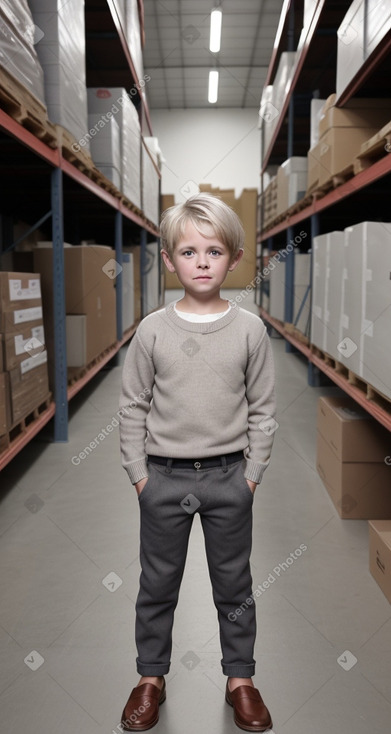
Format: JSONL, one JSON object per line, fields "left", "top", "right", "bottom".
{"left": 181, "top": 250, "right": 222, "bottom": 256}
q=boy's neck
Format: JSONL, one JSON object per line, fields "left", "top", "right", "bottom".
{"left": 175, "top": 295, "right": 230, "bottom": 314}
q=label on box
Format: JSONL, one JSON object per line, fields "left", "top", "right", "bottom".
{"left": 19, "top": 350, "right": 47, "bottom": 375}
{"left": 8, "top": 279, "right": 41, "bottom": 301}
{"left": 13, "top": 307, "right": 43, "bottom": 324}
{"left": 14, "top": 326, "right": 45, "bottom": 356}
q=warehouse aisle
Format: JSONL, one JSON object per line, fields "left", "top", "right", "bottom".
{"left": 1, "top": 321, "right": 391, "bottom": 734}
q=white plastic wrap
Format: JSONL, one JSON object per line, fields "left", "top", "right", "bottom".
{"left": 142, "top": 142, "right": 160, "bottom": 226}
{"left": 88, "top": 113, "right": 121, "bottom": 189}
{"left": 143, "top": 136, "right": 164, "bottom": 170}
{"left": 125, "top": 0, "right": 144, "bottom": 87}
{"left": 28, "top": 0, "right": 88, "bottom": 147}
{"left": 0, "top": 0, "right": 45, "bottom": 105}
{"left": 87, "top": 88, "right": 141, "bottom": 208}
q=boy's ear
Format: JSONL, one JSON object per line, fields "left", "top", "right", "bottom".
{"left": 160, "top": 249, "right": 176, "bottom": 273}
{"left": 228, "top": 248, "right": 244, "bottom": 271}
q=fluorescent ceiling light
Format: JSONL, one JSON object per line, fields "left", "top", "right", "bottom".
{"left": 208, "top": 70, "right": 219, "bottom": 103}
{"left": 209, "top": 9, "right": 222, "bottom": 52}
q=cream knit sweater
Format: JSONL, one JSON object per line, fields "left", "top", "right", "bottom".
{"left": 119, "top": 299, "right": 276, "bottom": 485}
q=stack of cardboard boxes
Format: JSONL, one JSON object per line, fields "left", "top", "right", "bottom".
{"left": 307, "top": 95, "right": 391, "bottom": 192}
{"left": 87, "top": 88, "right": 142, "bottom": 209}
{"left": 316, "top": 396, "right": 391, "bottom": 519}
{"left": 311, "top": 221, "right": 391, "bottom": 402}
{"left": 29, "top": 0, "right": 89, "bottom": 150}
{"left": 276, "top": 157, "right": 308, "bottom": 217}
{"left": 0, "top": 272, "right": 50, "bottom": 444}
{"left": 32, "top": 244, "right": 117, "bottom": 384}
{"left": 336, "top": 0, "right": 391, "bottom": 101}
{"left": 316, "top": 395, "right": 391, "bottom": 606}
{"left": 269, "top": 252, "right": 311, "bottom": 335}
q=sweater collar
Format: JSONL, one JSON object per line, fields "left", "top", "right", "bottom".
{"left": 163, "top": 299, "right": 240, "bottom": 333}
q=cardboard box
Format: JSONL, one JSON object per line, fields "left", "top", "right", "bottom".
{"left": 33, "top": 245, "right": 117, "bottom": 386}
{"left": 269, "top": 253, "right": 310, "bottom": 329}
{"left": 318, "top": 94, "right": 391, "bottom": 139}
{"left": 317, "top": 126, "right": 378, "bottom": 186}
{"left": 369, "top": 520, "right": 391, "bottom": 605}
{"left": 160, "top": 194, "right": 175, "bottom": 212}
{"left": 336, "top": 0, "right": 391, "bottom": 100}
{"left": 8, "top": 360, "right": 49, "bottom": 425}
{"left": 277, "top": 160, "right": 307, "bottom": 215}
{"left": 0, "top": 372, "right": 11, "bottom": 433}
{"left": 224, "top": 188, "right": 257, "bottom": 289}
{"left": 317, "top": 395, "right": 390, "bottom": 462}
{"left": 324, "top": 231, "right": 345, "bottom": 359}
{"left": 122, "top": 252, "right": 135, "bottom": 331}
{"left": 33, "top": 244, "right": 116, "bottom": 318}
{"left": 145, "top": 242, "right": 160, "bottom": 312}
{"left": 360, "top": 222, "right": 391, "bottom": 401}
{"left": 88, "top": 112, "right": 121, "bottom": 172}
{"left": 310, "top": 98, "right": 327, "bottom": 148}
{"left": 316, "top": 432, "right": 391, "bottom": 519}
{"left": 66, "top": 315, "right": 87, "bottom": 367}
{"left": 87, "top": 88, "right": 141, "bottom": 207}
{"left": 123, "top": 245, "right": 141, "bottom": 322}
{"left": 0, "top": 272, "right": 43, "bottom": 333}
{"left": 1, "top": 323, "right": 46, "bottom": 371}
{"left": 339, "top": 221, "right": 391, "bottom": 386}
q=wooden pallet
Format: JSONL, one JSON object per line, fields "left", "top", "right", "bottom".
{"left": 310, "top": 344, "right": 391, "bottom": 412}
{"left": 55, "top": 125, "right": 95, "bottom": 174}
{"left": 285, "top": 323, "right": 309, "bottom": 345}
{"left": 354, "top": 120, "right": 391, "bottom": 173}
{"left": 309, "top": 163, "right": 356, "bottom": 202}
{"left": 0, "top": 67, "right": 57, "bottom": 148}
{"left": 310, "top": 345, "right": 347, "bottom": 375}
{"left": 0, "top": 394, "right": 52, "bottom": 453}
{"left": 67, "top": 342, "right": 118, "bottom": 385}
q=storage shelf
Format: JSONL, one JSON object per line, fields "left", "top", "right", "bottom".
{"left": 0, "top": 110, "right": 159, "bottom": 236}
{"left": 105, "top": 0, "right": 153, "bottom": 136}
{"left": 0, "top": 322, "right": 141, "bottom": 471}
{"left": 262, "top": 0, "right": 329, "bottom": 172}
{"left": 260, "top": 308, "right": 391, "bottom": 432}
{"left": 258, "top": 151, "right": 391, "bottom": 241}
{"left": 0, "top": 0, "right": 161, "bottom": 470}
{"left": 336, "top": 30, "right": 391, "bottom": 106}
{"left": 0, "top": 402, "right": 56, "bottom": 472}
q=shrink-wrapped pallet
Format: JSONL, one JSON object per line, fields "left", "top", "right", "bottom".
{"left": 0, "top": 0, "right": 45, "bottom": 106}
{"left": 87, "top": 87, "right": 141, "bottom": 208}
{"left": 29, "top": 0, "right": 88, "bottom": 148}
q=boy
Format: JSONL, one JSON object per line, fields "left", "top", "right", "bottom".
{"left": 118, "top": 193, "right": 276, "bottom": 731}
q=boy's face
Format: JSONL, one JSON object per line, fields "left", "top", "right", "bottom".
{"left": 161, "top": 220, "right": 244, "bottom": 295}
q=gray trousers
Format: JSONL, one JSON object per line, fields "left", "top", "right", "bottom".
{"left": 135, "top": 455, "right": 256, "bottom": 678}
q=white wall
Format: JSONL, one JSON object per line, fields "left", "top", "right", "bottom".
{"left": 150, "top": 108, "right": 260, "bottom": 201}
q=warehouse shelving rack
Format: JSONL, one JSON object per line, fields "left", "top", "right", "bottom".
{"left": 258, "top": 0, "right": 391, "bottom": 431}
{"left": 0, "top": 0, "right": 162, "bottom": 471}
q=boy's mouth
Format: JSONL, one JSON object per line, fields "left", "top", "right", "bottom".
{"left": 194, "top": 275, "right": 212, "bottom": 279}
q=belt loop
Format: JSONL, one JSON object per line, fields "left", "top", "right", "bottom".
{"left": 221, "top": 455, "right": 228, "bottom": 473}
{"left": 165, "top": 457, "right": 173, "bottom": 474}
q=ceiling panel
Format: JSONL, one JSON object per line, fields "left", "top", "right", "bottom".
{"left": 142, "top": 0, "right": 284, "bottom": 109}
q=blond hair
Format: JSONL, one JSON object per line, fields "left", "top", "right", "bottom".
{"left": 160, "top": 192, "right": 245, "bottom": 263}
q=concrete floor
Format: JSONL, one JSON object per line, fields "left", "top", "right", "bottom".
{"left": 0, "top": 293, "right": 390, "bottom": 733}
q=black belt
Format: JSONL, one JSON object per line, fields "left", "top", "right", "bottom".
{"left": 147, "top": 449, "right": 244, "bottom": 470}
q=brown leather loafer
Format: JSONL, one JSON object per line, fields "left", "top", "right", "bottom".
{"left": 121, "top": 679, "right": 166, "bottom": 731}
{"left": 225, "top": 682, "right": 273, "bottom": 732}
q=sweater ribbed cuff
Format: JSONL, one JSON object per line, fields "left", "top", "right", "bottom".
{"left": 244, "top": 459, "right": 270, "bottom": 485}
{"left": 124, "top": 458, "right": 149, "bottom": 485}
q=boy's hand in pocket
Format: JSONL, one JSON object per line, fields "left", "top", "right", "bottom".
{"left": 246, "top": 479, "right": 257, "bottom": 494}
{"left": 135, "top": 476, "right": 149, "bottom": 496}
